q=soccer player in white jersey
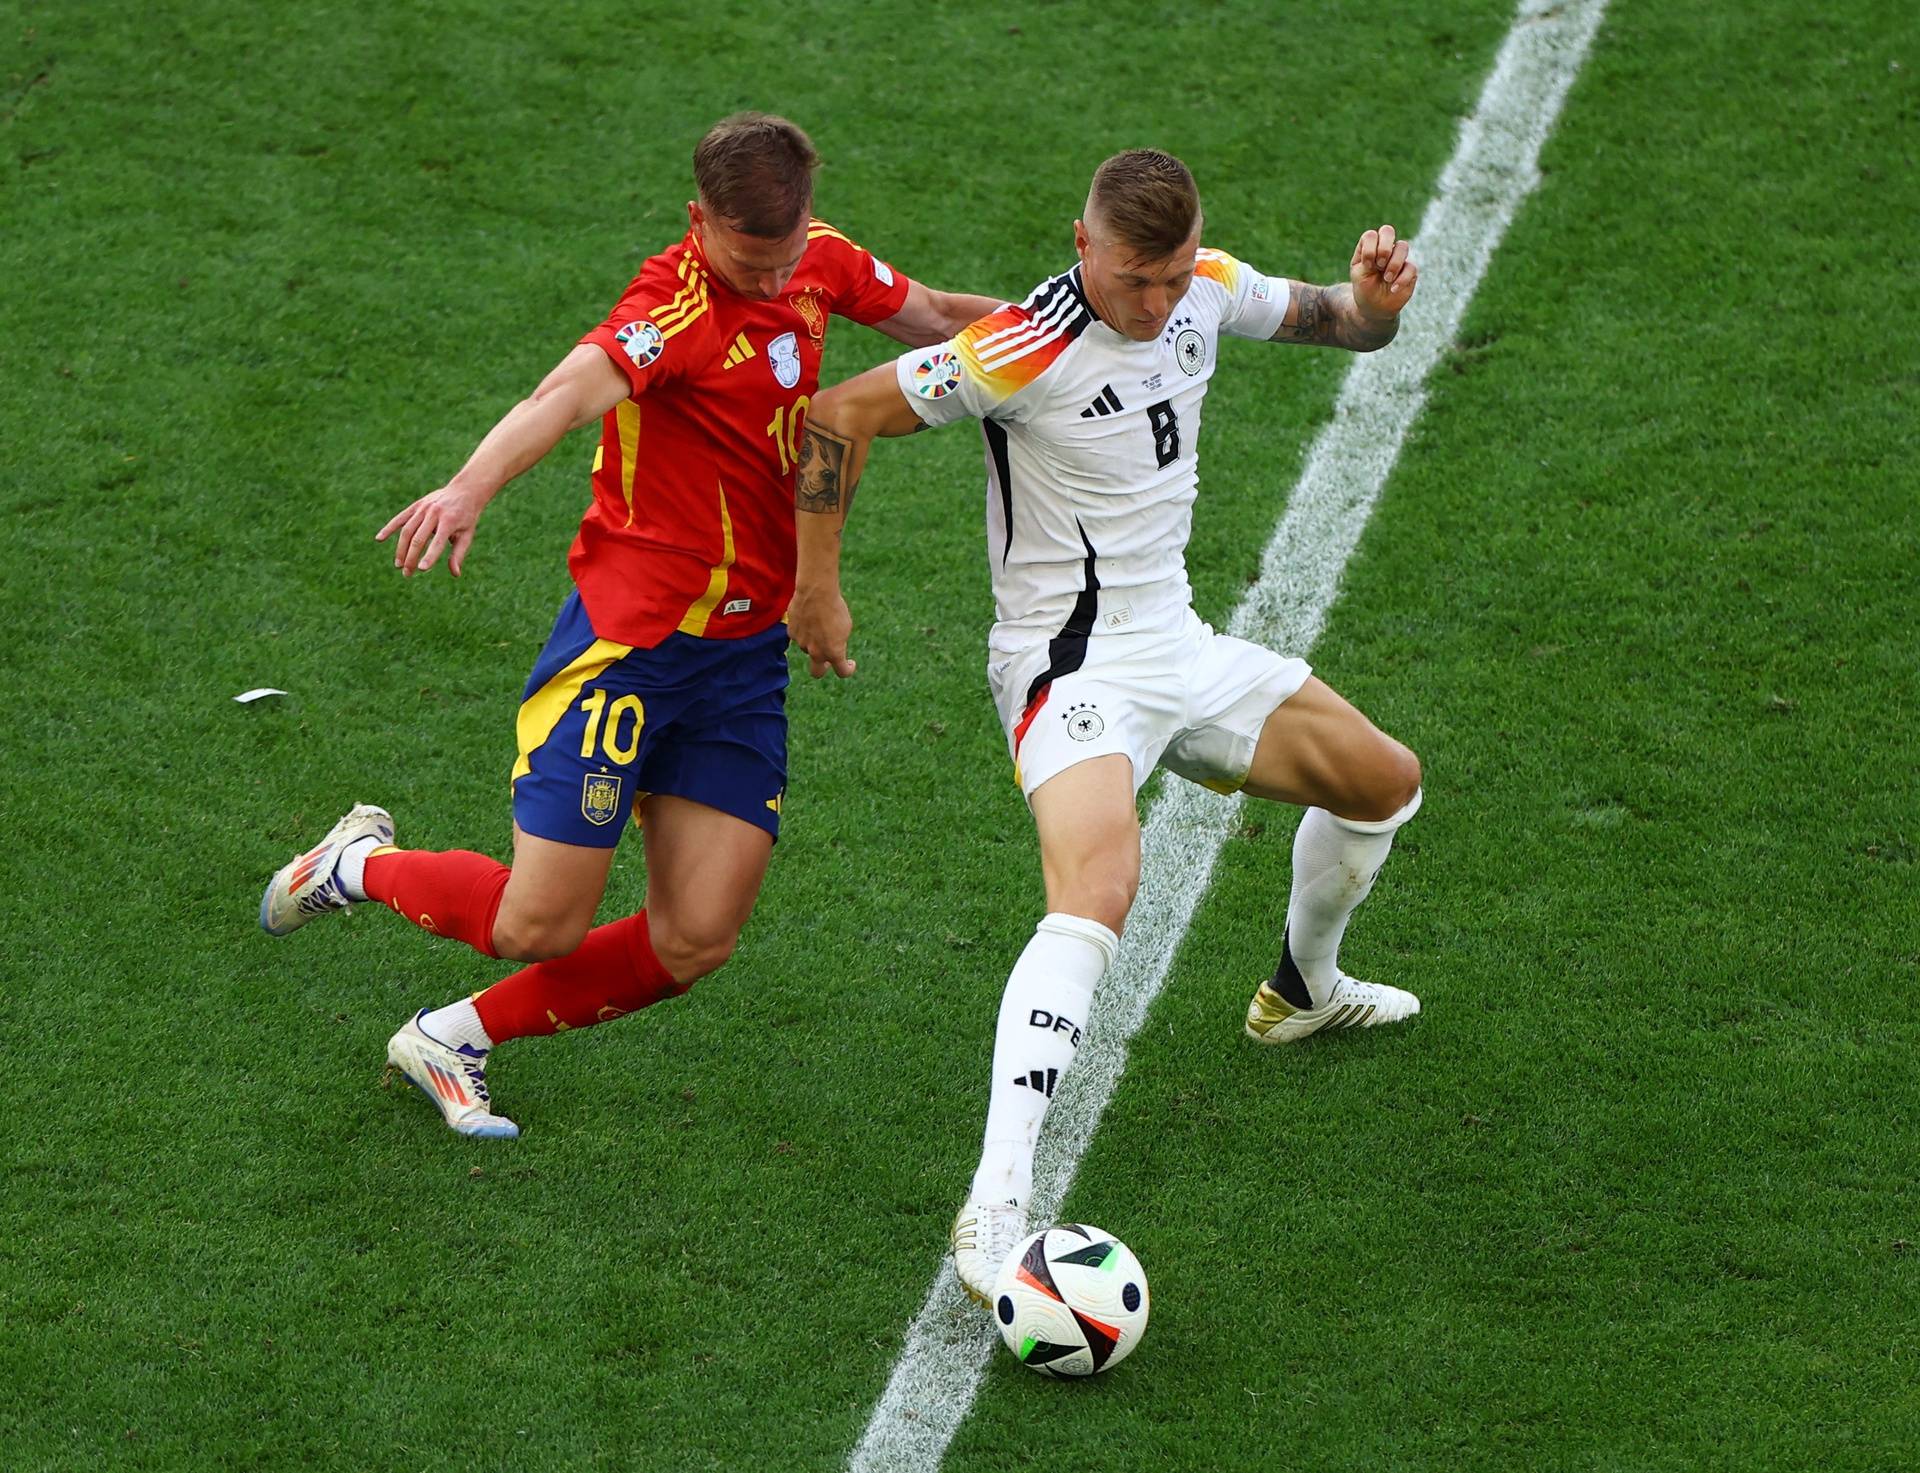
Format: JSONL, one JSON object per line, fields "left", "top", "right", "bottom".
{"left": 787, "top": 150, "right": 1424, "bottom": 1302}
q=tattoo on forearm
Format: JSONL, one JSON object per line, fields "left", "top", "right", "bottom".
{"left": 1271, "top": 283, "right": 1329, "bottom": 346}
{"left": 795, "top": 423, "right": 853, "bottom": 514}
{"left": 1271, "top": 282, "right": 1399, "bottom": 352}
{"left": 1295, "top": 284, "right": 1327, "bottom": 342}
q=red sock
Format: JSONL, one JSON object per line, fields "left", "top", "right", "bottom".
{"left": 474, "top": 910, "right": 686, "bottom": 1043}
{"left": 362, "top": 849, "right": 512, "bottom": 958}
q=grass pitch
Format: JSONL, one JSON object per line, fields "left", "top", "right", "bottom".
{"left": 2, "top": 1, "right": 1916, "bottom": 1469}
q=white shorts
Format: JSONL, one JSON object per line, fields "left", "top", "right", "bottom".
{"left": 988, "top": 609, "right": 1312, "bottom": 801}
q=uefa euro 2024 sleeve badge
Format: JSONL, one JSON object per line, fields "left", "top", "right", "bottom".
{"left": 912, "top": 350, "right": 962, "bottom": 400}
{"left": 614, "top": 320, "right": 664, "bottom": 369}
{"left": 769, "top": 332, "right": 802, "bottom": 390}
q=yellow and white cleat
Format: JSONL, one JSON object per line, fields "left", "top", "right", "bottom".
{"left": 952, "top": 1198, "right": 1029, "bottom": 1306}
{"left": 259, "top": 803, "right": 394, "bottom": 936}
{"left": 1245, "top": 973, "right": 1420, "bottom": 1045}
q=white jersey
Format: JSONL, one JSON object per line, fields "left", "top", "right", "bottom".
{"left": 895, "top": 249, "right": 1290, "bottom": 665}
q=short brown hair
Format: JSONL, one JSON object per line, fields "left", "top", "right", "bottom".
{"left": 693, "top": 112, "right": 820, "bottom": 238}
{"left": 1087, "top": 149, "right": 1202, "bottom": 260}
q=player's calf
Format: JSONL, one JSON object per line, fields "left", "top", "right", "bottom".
{"left": 1249, "top": 784, "right": 1424, "bottom": 1038}
{"left": 953, "top": 912, "right": 1118, "bottom": 1304}
{"left": 1278, "top": 792, "right": 1421, "bottom": 1005}
{"left": 387, "top": 910, "right": 690, "bottom": 1138}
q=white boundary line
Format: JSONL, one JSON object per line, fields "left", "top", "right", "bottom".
{"left": 849, "top": 4, "right": 1611, "bottom": 1467}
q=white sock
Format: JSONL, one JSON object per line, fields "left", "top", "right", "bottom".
{"left": 336, "top": 836, "right": 385, "bottom": 902}
{"left": 418, "top": 996, "right": 494, "bottom": 1053}
{"left": 969, "top": 912, "right": 1119, "bottom": 1209}
{"left": 1285, "top": 790, "right": 1421, "bottom": 1007}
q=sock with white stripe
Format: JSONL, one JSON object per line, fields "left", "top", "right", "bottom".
{"left": 969, "top": 912, "right": 1118, "bottom": 1209}
{"left": 1274, "top": 790, "right": 1421, "bottom": 1009}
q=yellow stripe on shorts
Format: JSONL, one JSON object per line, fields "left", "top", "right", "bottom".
{"left": 511, "top": 638, "right": 632, "bottom": 784}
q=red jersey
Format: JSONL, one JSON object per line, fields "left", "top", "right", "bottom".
{"left": 574, "top": 221, "right": 910, "bottom": 647}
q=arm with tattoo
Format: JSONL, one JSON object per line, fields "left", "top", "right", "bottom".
{"left": 1271, "top": 225, "right": 1418, "bottom": 352}
{"left": 795, "top": 419, "right": 858, "bottom": 517}
{"left": 1269, "top": 281, "right": 1401, "bottom": 351}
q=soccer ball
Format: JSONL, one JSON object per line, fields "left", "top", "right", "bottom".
{"left": 991, "top": 1223, "right": 1150, "bottom": 1377}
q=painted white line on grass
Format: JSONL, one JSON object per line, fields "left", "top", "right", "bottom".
{"left": 848, "top": 3, "right": 1611, "bottom": 1467}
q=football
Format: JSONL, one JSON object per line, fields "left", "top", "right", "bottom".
{"left": 990, "top": 1224, "right": 1150, "bottom": 1377}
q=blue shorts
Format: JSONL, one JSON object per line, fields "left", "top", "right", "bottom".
{"left": 511, "top": 592, "right": 788, "bottom": 847}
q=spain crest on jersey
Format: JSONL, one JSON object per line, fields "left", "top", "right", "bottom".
{"left": 581, "top": 772, "right": 623, "bottom": 826}
{"left": 792, "top": 289, "right": 826, "bottom": 343}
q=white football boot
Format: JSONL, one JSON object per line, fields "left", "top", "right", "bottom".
{"left": 952, "top": 1199, "right": 1029, "bottom": 1306}
{"left": 259, "top": 803, "right": 394, "bottom": 936}
{"left": 384, "top": 1011, "right": 520, "bottom": 1139}
{"left": 1245, "top": 972, "right": 1421, "bottom": 1044}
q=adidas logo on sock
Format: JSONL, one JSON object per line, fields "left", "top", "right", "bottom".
{"left": 1013, "top": 1067, "right": 1059, "bottom": 1098}
{"left": 1078, "top": 384, "right": 1124, "bottom": 418}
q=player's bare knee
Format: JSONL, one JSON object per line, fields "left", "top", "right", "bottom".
{"left": 514, "top": 927, "right": 587, "bottom": 963}
{"left": 1058, "top": 869, "right": 1136, "bottom": 936}
{"left": 1098, "top": 884, "right": 1137, "bottom": 937}
{"left": 650, "top": 920, "right": 738, "bottom": 983}
{"left": 490, "top": 911, "right": 589, "bottom": 963}
{"left": 1385, "top": 742, "right": 1422, "bottom": 813}
{"left": 1351, "top": 740, "right": 1421, "bottom": 823}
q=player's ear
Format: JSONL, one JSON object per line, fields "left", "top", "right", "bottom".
{"left": 687, "top": 199, "right": 703, "bottom": 232}
{"left": 1073, "top": 219, "right": 1091, "bottom": 257}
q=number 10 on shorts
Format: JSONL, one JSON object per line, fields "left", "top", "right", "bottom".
{"left": 578, "top": 688, "right": 645, "bottom": 764}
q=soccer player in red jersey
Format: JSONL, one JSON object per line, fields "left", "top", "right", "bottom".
{"left": 259, "top": 115, "right": 1002, "bottom": 1137}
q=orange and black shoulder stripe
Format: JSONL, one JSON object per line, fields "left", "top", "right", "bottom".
{"left": 953, "top": 271, "right": 1094, "bottom": 402}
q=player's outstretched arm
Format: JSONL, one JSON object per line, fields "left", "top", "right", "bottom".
{"left": 377, "top": 344, "right": 630, "bottom": 577}
{"left": 1269, "top": 224, "right": 1418, "bottom": 353}
{"left": 788, "top": 363, "right": 929, "bottom": 679}
{"left": 875, "top": 281, "right": 1008, "bottom": 348}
